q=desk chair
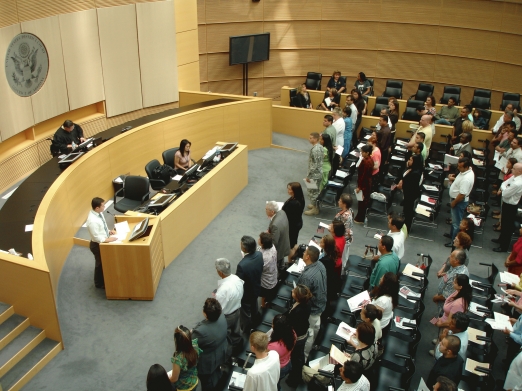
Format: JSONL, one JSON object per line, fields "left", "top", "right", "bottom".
{"left": 145, "top": 159, "right": 171, "bottom": 190}
{"left": 408, "top": 83, "right": 434, "bottom": 102}
{"left": 440, "top": 85, "right": 461, "bottom": 105}
{"left": 113, "top": 176, "right": 150, "bottom": 213}
{"left": 162, "top": 147, "right": 179, "bottom": 168}
{"left": 305, "top": 72, "right": 322, "bottom": 90}
{"left": 501, "top": 92, "right": 521, "bottom": 111}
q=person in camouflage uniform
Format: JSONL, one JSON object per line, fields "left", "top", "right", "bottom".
{"left": 304, "top": 132, "right": 324, "bottom": 216}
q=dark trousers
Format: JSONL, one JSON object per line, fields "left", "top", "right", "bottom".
{"left": 240, "top": 299, "right": 259, "bottom": 334}
{"left": 286, "top": 335, "right": 306, "bottom": 386}
{"left": 199, "top": 370, "right": 221, "bottom": 391}
{"left": 225, "top": 308, "right": 242, "bottom": 357}
{"left": 89, "top": 241, "right": 105, "bottom": 288}
{"left": 288, "top": 225, "right": 301, "bottom": 248}
{"left": 499, "top": 203, "right": 518, "bottom": 250}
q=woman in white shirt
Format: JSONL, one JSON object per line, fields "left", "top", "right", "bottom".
{"left": 370, "top": 272, "right": 399, "bottom": 334}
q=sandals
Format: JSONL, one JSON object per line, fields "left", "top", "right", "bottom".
{"left": 493, "top": 226, "right": 502, "bottom": 232}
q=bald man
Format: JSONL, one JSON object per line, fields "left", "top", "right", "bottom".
{"left": 406, "top": 114, "right": 433, "bottom": 152}
{"left": 493, "top": 163, "right": 522, "bottom": 252}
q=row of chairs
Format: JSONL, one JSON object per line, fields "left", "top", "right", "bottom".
{"left": 303, "top": 72, "right": 521, "bottom": 111}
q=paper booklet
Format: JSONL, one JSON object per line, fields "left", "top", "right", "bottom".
{"left": 394, "top": 316, "right": 416, "bottom": 330}
{"left": 347, "top": 290, "right": 371, "bottom": 312}
{"left": 336, "top": 322, "right": 356, "bottom": 341}
{"left": 287, "top": 258, "right": 306, "bottom": 274}
{"left": 330, "top": 344, "right": 349, "bottom": 365}
{"left": 402, "top": 264, "right": 424, "bottom": 280}
{"left": 335, "top": 170, "right": 348, "bottom": 178}
{"left": 354, "top": 189, "right": 364, "bottom": 201}
{"left": 420, "top": 195, "right": 437, "bottom": 205}
{"left": 229, "top": 372, "right": 247, "bottom": 389}
{"left": 303, "top": 179, "right": 318, "bottom": 189}
{"left": 465, "top": 358, "right": 489, "bottom": 376}
{"left": 336, "top": 146, "right": 344, "bottom": 156}
{"left": 500, "top": 271, "right": 520, "bottom": 285}
{"left": 308, "top": 354, "right": 336, "bottom": 373}
{"left": 484, "top": 312, "right": 513, "bottom": 331}
{"left": 399, "top": 285, "right": 421, "bottom": 302}
{"left": 467, "top": 327, "right": 486, "bottom": 346}
{"left": 468, "top": 302, "right": 488, "bottom": 316}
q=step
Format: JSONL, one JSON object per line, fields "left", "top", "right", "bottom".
{"left": 0, "top": 306, "right": 14, "bottom": 326}
{"left": 0, "top": 316, "right": 29, "bottom": 351}
{"left": 0, "top": 338, "right": 61, "bottom": 391}
{"left": 0, "top": 326, "right": 45, "bottom": 378}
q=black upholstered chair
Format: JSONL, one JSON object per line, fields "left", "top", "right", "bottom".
{"left": 305, "top": 72, "right": 322, "bottom": 90}
{"left": 381, "top": 80, "right": 403, "bottom": 99}
{"left": 145, "top": 159, "right": 170, "bottom": 190}
{"left": 113, "top": 176, "right": 150, "bottom": 213}
{"left": 440, "top": 86, "right": 461, "bottom": 105}
{"left": 162, "top": 147, "right": 179, "bottom": 168}
{"left": 471, "top": 89, "right": 491, "bottom": 109}
{"left": 408, "top": 83, "right": 434, "bottom": 101}
{"left": 501, "top": 92, "right": 521, "bottom": 111}
{"left": 289, "top": 88, "right": 298, "bottom": 106}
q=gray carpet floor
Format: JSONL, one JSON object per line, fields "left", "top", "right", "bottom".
{"left": 1, "top": 132, "right": 510, "bottom": 390}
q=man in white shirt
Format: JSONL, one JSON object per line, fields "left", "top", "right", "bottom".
{"left": 215, "top": 258, "right": 244, "bottom": 356}
{"left": 504, "top": 350, "right": 522, "bottom": 391}
{"left": 375, "top": 107, "right": 392, "bottom": 130}
{"left": 371, "top": 213, "right": 405, "bottom": 261}
{"left": 492, "top": 106, "right": 516, "bottom": 133}
{"left": 493, "top": 163, "right": 522, "bottom": 252}
{"left": 332, "top": 107, "right": 345, "bottom": 148}
{"left": 243, "top": 331, "right": 279, "bottom": 391}
{"left": 345, "top": 95, "right": 358, "bottom": 125}
{"left": 501, "top": 137, "right": 522, "bottom": 162}
{"left": 447, "top": 158, "right": 475, "bottom": 241}
{"left": 338, "top": 361, "right": 370, "bottom": 391}
{"left": 406, "top": 114, "right": 433, "bottom": 151}
{"left": 85, "top": 197, "right": 117, "bottom": 289}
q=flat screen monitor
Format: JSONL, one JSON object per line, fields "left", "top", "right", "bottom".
{"left": 200, "top": 149, "right": 218, "bottom": 170}
{"left": 58, "top": 152, "right": 84, "bottom": 164}
{"left": 229, "top": 33, "right": 270, "bottom": 66}
{"left": 180, "top": 163, "right": 199, "bottom": 183}
{"left": 148, "top": 194, "right": 176, "bottom": 209}
{"left": 76, "top": 137, "right": 94, "bottom": 150}
{"left": 129, "top": 217, "right": 149, "bottom": 242}
{"left": 220, "top": 143, "right": 238, "bottom": 153}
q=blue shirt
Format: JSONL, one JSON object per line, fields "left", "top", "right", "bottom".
{"left": 343, "top": 117, "right": 353, "bottom": 136}
{"left": 510, "top": 314, "right": 522, "bottom": 346}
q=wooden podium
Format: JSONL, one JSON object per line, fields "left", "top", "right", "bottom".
{"left": 100, "top": 215, "right": 164, "bottom": 300}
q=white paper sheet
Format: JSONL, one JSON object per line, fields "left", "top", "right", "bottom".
{"left": 354, "top": 189, "right": 364, "bottom": 201}
{"left": 335, "top": 170, "right": 348, "bottom": 178}
{"left": 347, "top": 290, "right": 370, "bottom": 312}
{"left": 24, "top": 224, "right": 34, "bottom": 232}
{"left": 303, "top": 179, "right": 318, "bottom": 189}
{"left": 172, "top": 174, "right": 183, "bottom": 181}
{"left": 335, "top": 146, "right": 343, "bottom": 156}
{"left": 114, "top": 221, "right": 130, "bottom": 233}
{"left": 336, "top": 322, "right": 356, "bottom": 340}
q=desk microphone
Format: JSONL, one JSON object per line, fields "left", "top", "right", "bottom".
{"left": 106, "top": 210, "right": 117, "bottom": 218}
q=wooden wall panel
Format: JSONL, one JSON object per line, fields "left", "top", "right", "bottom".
{"left": 97, "top": 4, "right": 143, "bottom": 117}
{"left": 266, "top": 21, "right": 320, "bottom": 50}
{"left": 500, "top": 2, "right": 522, "bottom": 35}
{"left": 321, "top": 21, "right": 379, "bottom": 50}
{"left": 380, "top": 23, "right": 439, "bottom": 54}
{"left": 16, "top": 0, "right": 95, "bottom": 22}
{"left": 137, "top": 1, "right": 179, "bottom": 107}
{"left": 22, "top": 16, "right": 70, "bottom": 124}
{"left": 199, "top": 54, "right": 208, "bottom": 82}
{"left": 94, "top": 0, "right": 161, "bottom": 7}
{"left": 381, "top": 0, "right": 442, "bottom": 24}
{"left": 437, "top": 27, "right": 499, "bottom": 61}
{"left": 198, "top": 24, "right": 206, "bottom": 54}
{"left": 208, "top": 80, "right": 243, "bottom": 96}
{"left": 442, "top": 0, "right": 503, "bottom": 31}
{"left": 319, "top": 50, "right": 377, "bottom": 82}
{"left": 174, "top": 0, "right": 197, "bottom": 33}
{"left": 205, "top": 22, "right": 264, "bottom": 53}
{"left": 375, "top": 52, "right": 435, "bottom": 82}
{"left": 434, "top": 56, "right": 494, "bottom": 88}
{"left": 321, "top": 0, "right": 382, "bottom": 21}
{"left": 200, "top": 82, "right": 208, "bottom": 92}
{"left": 248, "top": 78, "right": 264, "bottom": 98}
{"left": 0, "top": 0, "right": 19, "bottom": 28}
{"left": 59, "top": 9, "right": 105, "bottom": 111}
{"left": 263, "top": 0, "right": 322, "bottom": 21}
{"left": 203, "top": 0, "right": 263, "bottom": 24}
{"left": 264, "top": 50, "right": 320, "bottom": 77}
{"left": 178, "top": 61, "right": 200, "bottom": 91}
{"left": 496, "top": 32, "right": 522, "bottom": 66}
{"left": 197, "top": 0, "right": 205, "bottom": 24}
{"left": 207, "top": 53, "right": 242, "bottom": 81}
{"left": 265, "top": 76, "right": 303, "bottom": 100}
{"left": 0, "top": 24, "right": 35, "bottom": 141}
{"left": 492, "top": 62, "right": 522, "bottom": 93}
{"left": 176, "top": 29, "right": 199, "bottom": 65}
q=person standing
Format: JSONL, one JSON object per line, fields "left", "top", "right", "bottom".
{"left": 305, "top": 132, "right": 323, "bottom": 216}
{"left": 447, "top": 158, "right": 475, "bottom": 241}
{"left": 342, "top": 107, "right": 354, "bottom": 160}
{"left": 321, "top": 115, "right": 337, "bottom": 146}
{"left": 85, "top": 197, "right": 117, "bottom": 289}
{"left": 493, "top": 163, "right": 522, "bottom": 252}
{"left": 243, "top": 332, "right": 280, "bottom": 391}
{"left": 214, "top": 258, "right": 244, "bottom": 357}
{"left": 319, "top": 133, "right": 334, "bottom": 190}
{"left": 377, "top": 115, "right": 392, "bottom": 168}
{"left": 368, "top": 236, "right": 400, "bottom": 290}
{"left": 354, "top": 145, "right": 374, "bottom": 223}
{"left": 332, "top": 107, "right": 345, "bottom": 149}
{"left": 236, "top": 236, "right": 263, "bottom": 333}
{"left": 282, "top": 182, "right": 305, "bottom": 247}
{"left": 266, "top": 201, "right": 290, "bottom": 272}
{"left": 53, "top": 120, "right": 85, "bottom": 154}
{"left": 397, "top": 154, "right": 423, "bottom": 233}
{"left": 333, "top": 193, "right": 354, "bottom": 273}
{"left": 192, "top": 298, "right": 228, "bottom": 390}
{"left": 426, "top": 336, "right": 464, "bottom": 389}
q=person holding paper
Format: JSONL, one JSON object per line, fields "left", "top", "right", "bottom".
{"left": 430, "top": 312, "right": 469, "bottom": 360}
{"left": 397, "top": 154, "right": 423, "bottom": 233}
{"left": 342, "top": 107, "right": 354, "bottom": 159}
{"left": 53, "top": 119, "right": 85, "bottom": 153}
{"left": 344, "top": 322, "right": 378, "bottom": 373}
{"left": 354, "top": 145, "right": 374, "bottom": 223}
{"left": 338, "top": 361, "right": 370, "bottom": 391}
{"left": 320, "top": 88, "right": 340, "bottom": 111}
{"left": 243, "top": 332, "right": 280, "bottom": 391}
{"left": 504, "top": 350, "right": 522, "bottom": 391}
{"left": 267, "top": 314, "right": 296, "bottom": 391}
{"left": 370, "top": 272, "right": 399, "bottom": 332}
{"left": 505, "top": 227, "right": 522, "bottom": 276}
{"left": 493, "top": 163, "right": 522, "bottom": 252}
{"left": 368, "top": 236, "right": 400, "bottom": 291}
{"left": 266, "top": 201, "right": 290, "bottom": 272}
{"left": 503, "top": 312, "right": 522, "bottom": 367}
{"left": 347, "top": 304, "right": 382, "bottom": 349}
{"left": 284, "top": 285, "right": 312, "bottom": 388}
{"left": 282, "top": 182, "right": 305, "bottom": 247}
{"left": 435, "top": 274, "right": 472, "bottom": 328}
{"left": 427, "top": 335, "right": 464, "bottom": 389}
{"left": 85, "top": 197, "right": 117, "bottom": 289}
{"left": 433, "top": 250, "right": 469, "bottom": 303}
{"left": 318, "top": 234, "right": 341, "bottom": 308}
{"left": 304, "top": 132, "right": 324, "bottom": 216}
{"left": 334, "top": 193, "right": 354, "bottom": 273}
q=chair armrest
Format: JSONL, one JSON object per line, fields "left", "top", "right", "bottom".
{"left": 149, "top": 178, "right": 166, "bottom": 188}
{"left": 114, "top": 187, "right": 124, "bottom": 205}
{"left": 140, "top": 192, "right": 150, "bottom": 203}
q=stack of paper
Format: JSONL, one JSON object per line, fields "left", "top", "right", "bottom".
{"left": 396, "top": 139, "right": 407, "bottom": 146}
{"left": 472, "top": 158, "right": 485, "bottom": 166}
{"left": 395, "top": 145, "right": 407, "bottom": 152}
{"left": 468, "top": 302, "right": 489, "bottom": 317}
{"left": 423, "top": 184, "right": 439, "bottom": 191}
{"left": 357, "top": 142, "right": 366, "bottom": 149}
{"left": 415, "top": 204, "right": 432, "bottom": 217}
{"left": 485, "top": 312, "right": 513, "bottom": 331}
{"left": 391, "top": 155, "right": 405, "bottom": 161}
{"left": 328, "top": 180, "right": 343, "bottom": 187}
{"left": 402, "top": 264, "right": 424, "bottom": 280}
{"left": 309, "top": 354, "right": 331, "bottom": 371}
{"left": 287, "top": 258, "right": 306, "bottom": 274}
{"left": 364, "top": 135, "right": 371, "bottom": 140}
{"left": 336, "top": 322, "right": 356, "bottom": 340}
{"left": 465, "top": 358, "right": 490, "bottom": 376}
{"left": 467, "top": 327, "right": 486, "bottom": 346}
{"left": 330, "top": 344, "right": 349, "bottom": 365}
{"left": 335, "top": 146, "right": 344, "bottom": 156}
{"left": 473, "top": 149, "right": 484, "bottom": 156}
{"left": 335, "top": 170, "right": 348, "bottom": 178}
{"left": 428, "top": 163, "right": 443, "bottom": 170}
{"left": 394, "top": 316, "right": 416, "bottom": 330}
{"left": 399, "top": 285, "right": 421, "bottom": 302}
{"left": 500, "top": 271, "right": 520, "bottom": 285}
{"left": 347, "top": 290, "right": 371, "bottom": 312}
{"left": 350, "top": 150, "right": 360, "bottom": 157}
{"left": 420, "top": 195, "right": 437, "bottom": 205}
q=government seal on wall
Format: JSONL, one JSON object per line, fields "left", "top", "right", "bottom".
{"left": 4, "top": 33, "right": 49, "bottom": 97}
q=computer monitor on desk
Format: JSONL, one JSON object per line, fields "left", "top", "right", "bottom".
{"left": 129, "top": 217, "right": 150, "bottom": 241}
{"left": 219, "top": 142, "right": 238, "bottom": 159}
{"left": 180, "top": 163, "right": 199, "bottom": 183}
{"left": 197, "top": 149, "right": 218, "bottom": 171}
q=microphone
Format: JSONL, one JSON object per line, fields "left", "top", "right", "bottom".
{"left": 106, "top": 210, "right": 118, "bottom": 222}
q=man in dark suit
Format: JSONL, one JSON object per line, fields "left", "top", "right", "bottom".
{"left": 236, "top": 235, "right": 263, "bottom": 334}
{"left": 266, "top": 201, "right": 290, "bottom": 271}
{"left": 192, "top": 298, "right": 228, "bottom": 390}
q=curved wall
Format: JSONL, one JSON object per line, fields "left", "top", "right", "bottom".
{"left": 198, "top": 0, "right": 522, "bottom": 108}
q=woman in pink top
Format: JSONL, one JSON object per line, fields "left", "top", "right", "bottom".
{"left": 174, "top": 139, "right": 193, "bottom": 174}
{"left": 268, "top": 314, "right": 296, "bottom": 391}
{"left": 436, "top": 274, "right": 472, "bottom": 327}
{"left": 368, "top": 133, "right": 381, "bottom": 176}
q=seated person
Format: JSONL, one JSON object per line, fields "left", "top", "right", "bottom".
{"left": 321, "top": 89, "right": 340, "bottom": 111}
{"left": 433, "top": 376, "right": 457, "bottom": 391}
{"left": 427, "top": 335, "right": 464, "bottom": 389}
{"left": 343, "top": 322, "right": 378, "bottom": 373}
{"left": 326, "top": 71, "right": 346, "bottom": 94}
{"left": 450, "top": 132, "right": 472, "bottom": 156}
{"left": 294, "top": 83, "right": 312, "bottom": 109}
{"left": 435, "top": 97, "right": 459, "bottom": 125}
{"left": 244, "top": 331, "right": 280, "bottom": 391}
{"left": 53, "top": 119, "right": 85, "bottom": 153}
{"left": 338, "top": 361, "right": 370, "bottom": 391}
{"left": 472, "top": 108, "right": 488, "bottom": 130}
{"left": 174, "top": 139, "right": 194, "bottom": 174}
{"left": 452, "top": 106, "right": 472, "bottom": 142}
{"left": 495, "top": 126, "right": 517, "bottom": 154}
{"left": 354, "top": 72, "right": 371, "bottom": 96}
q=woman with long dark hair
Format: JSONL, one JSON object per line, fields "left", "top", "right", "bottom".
{"left": 388, "top": 99, "right": 400, "bottom": 132}
{"left": 169, "top": 325, "right": 202, "bottom": 390}
{"left": 351, "top": 89, "right": 367, "bottom": 143}
{"left": 436, "top": 274, "right": 472, "bottom": 328}
{"left": 268, "top": 314, "right": 297, "bottom": 390}
{"left": 370, "top": 272, "right": 399, "bottom": 334}
{"left": 294, "top": 83, "right": 312, "bottom": 109}
{"left": 329, "top": 221, "right": 346, "bottom": 276}
{"left": 282, "top": 182, "right": 305, "bottom": 247}
{"left": 319, "top": 233, "right": 342, "bottom": 305}
{"left": 345, "top": 322, "right": 377, "bottom": 372}
{"left": 320, "top": 133, "right": 334, "bottom": 190}
{"left": 334, "top": 193, "right": 354, "bottom": 273}
{"left": 147, "top": 364, "right": 172, "bottom": 391}
{"left": 354, "top": 145, "right": 374, "bottom": 223}
{"left": 284, "top": 285, "right": 312, "bottom": 388}
{"left": 174, "top": 139, "right": 194, "bottom": 174}
{"left": 398, "top": 153, "right": 423, "bottom": 233}
{"left": 353, "top": 72, "right": 371, "bottom": 96}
